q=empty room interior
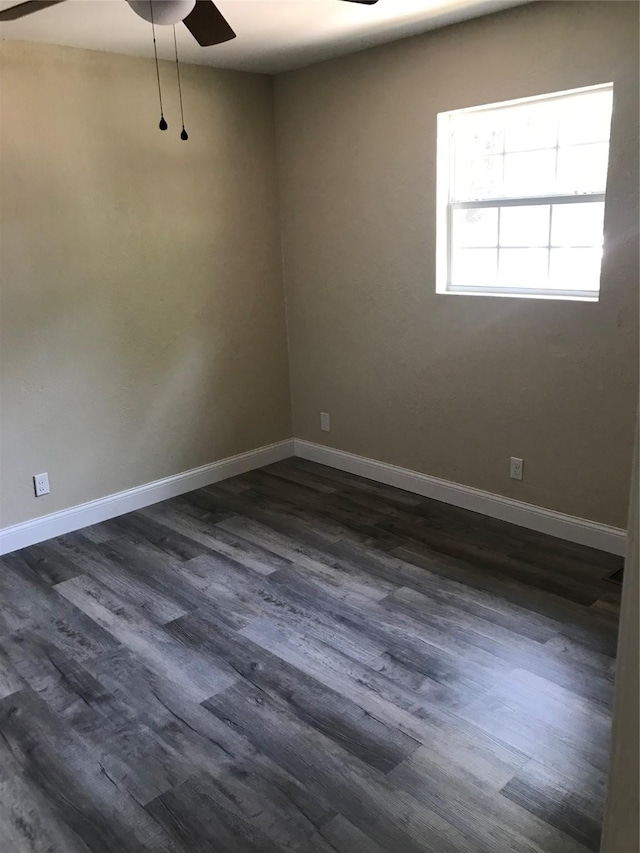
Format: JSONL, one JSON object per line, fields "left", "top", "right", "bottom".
{"left": 0, "top": 0, "right": 638, "bottom": 851}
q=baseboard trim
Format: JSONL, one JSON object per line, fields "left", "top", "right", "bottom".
{"left": 293, "top": 439, "right": 627, "bottom": 556}
{"left": 1, "top": 436, "right": 626, "bottom": 557}
{"left": 0, "top": 439, "right": 295, "bottom": 556}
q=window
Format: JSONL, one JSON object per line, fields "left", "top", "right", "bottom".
{"left": 436, "top": 84, "right": 614, "bottom": 301}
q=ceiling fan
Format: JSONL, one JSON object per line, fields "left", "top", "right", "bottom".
{"left": 0, "top": 0, "right": 380, "bottom": 47}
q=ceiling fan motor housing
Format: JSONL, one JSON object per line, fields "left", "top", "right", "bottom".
{"left": 127, "top": 0, "right": 196, "bottom": 26}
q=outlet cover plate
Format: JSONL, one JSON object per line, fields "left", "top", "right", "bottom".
{"left": 33, "top": 472, "right": 50, "bottom": 497}
{"left": 510, "top": 457, "right": 524, "bottom": 481}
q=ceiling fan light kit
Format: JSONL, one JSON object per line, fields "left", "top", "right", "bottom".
{"left": 127, "top": 0, "right": 195, "bottom": 26}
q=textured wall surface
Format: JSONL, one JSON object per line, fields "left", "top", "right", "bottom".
{"left": 275, "top": 1, "right": 639, "bottom": 528}
{"left": 0, "top": 41, "right": 291, "bottom": 527}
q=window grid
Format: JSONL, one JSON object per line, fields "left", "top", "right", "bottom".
{"left": 447, "top": 196, "right": 605, "bottom": 297}
{"left": 451, "top": 143, "right": 609, "bottom": 204}
{"left": 437, "top": 83, "right": 613, "bottom": 301}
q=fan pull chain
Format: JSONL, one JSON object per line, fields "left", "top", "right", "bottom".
{"left": 173, "top": 25, "right": 188, "bottom": 140}
{"left": 150, "top": 2, "right": 167, "bottom": 130}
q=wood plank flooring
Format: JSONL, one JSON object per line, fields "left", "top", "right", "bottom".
{"left": 0, "top": 457, "right": 622, "bottom": 852}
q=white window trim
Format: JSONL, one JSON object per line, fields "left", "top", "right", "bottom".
{"left": 436, "top": 84, "right": 613, "bottom": 303}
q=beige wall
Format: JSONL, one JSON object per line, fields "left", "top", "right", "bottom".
{"left": 275, "top": 0, "right": 639, "bottom": 528}
{"left": 0, "top": 41, "right": 291, "bottom": 528}
{"left": 1, "top": 3, "right": 638, "bottom": 533}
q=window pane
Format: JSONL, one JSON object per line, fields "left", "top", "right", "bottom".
{"left": 452, "top": 208, "right": 498, "bottom": 247}
{"left": 558, "top": 90, "right": 613, "bottom": 146}
{"left": 451, "top": 249, "right": 497, "bottom": 286}
{"left": 498, "top": 249, "right": 549, "bottom": 287}
{"left": 549, "top": 248, "right": 602, "bottom": 290}
{"left": 439, "top": 85, "right": 612, "bottom": 299}
{"left": 551, "top": 202, "right": 605, "bottom": 247}
{"left": 556, "top": 143, "right": 609, "bottom": 194}
{"left": 454, "top": 154, "right": 503, "bottom": 201}
{"left": 504, "top": 101, "right": 558, "bottom": 152}
{"left": 454, "top": 113, "right": 504, "bottom": 158}
{"left": 503, "top": 150, "right": 556, "bottom": 197}
{"left": 499, "top": 205, "right": 550, "bottom": 247}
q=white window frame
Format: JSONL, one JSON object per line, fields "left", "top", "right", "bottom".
{"left": 436, "top": 84, "right": 614, "bottom": 302}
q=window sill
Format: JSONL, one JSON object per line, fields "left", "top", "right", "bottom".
{"left": 436, "top": 287, "right": 599, "bottom": 302}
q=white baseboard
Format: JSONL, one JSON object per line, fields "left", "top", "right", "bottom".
{"left": 1, "top": 436, "right": 626, "bottom": 557}
{"left": 294, "top": 439, "right": 627, "bottom": 556}
{"left": 0, "top": 439, "right": 294, "bottom": 556}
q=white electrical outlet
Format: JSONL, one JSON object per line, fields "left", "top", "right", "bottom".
{"left": 509, "top": 457, "right": 524, "bottom": 481}
{"left": 33, "top": 472, "right": 50, "bottom": 497}
{"left": 320, "top": 412, "right": 330, "bottom": 432}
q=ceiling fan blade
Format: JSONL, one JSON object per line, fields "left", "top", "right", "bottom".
{"left": 0, "top": 0, "right": 66, "bottom": 21}
{"left": 182, "top": 0, "right": 235, "bottom": 47}
{"left": 340, "top": 1, "right": 379, "bottom": 4}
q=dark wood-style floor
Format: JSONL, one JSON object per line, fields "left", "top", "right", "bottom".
{"left": 0, "top": 458, "right": 622, "bottom": 853}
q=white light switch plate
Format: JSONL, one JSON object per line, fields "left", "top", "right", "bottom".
{"left": 320, "top": 412, "right": 330, "bottom": 432}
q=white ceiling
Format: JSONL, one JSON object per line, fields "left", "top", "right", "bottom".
{"left": 0, "top": 0, "right": 530, "bottom": 74}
